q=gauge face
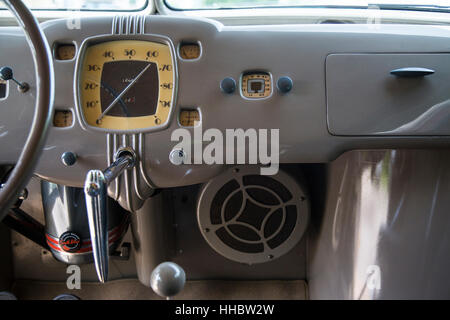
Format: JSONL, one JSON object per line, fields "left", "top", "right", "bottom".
{"left": 53, "top": 110, "right": 73, "bottom": 128}
{"left": 179, "top": 44, "right": 200, "bottom": 60}
{"left": 241, "top": 72, "right": 271, "bottom": 99}
{"left": 80, "top": 40, "right": 175, "bottom": 131}
{"left": 179, "top": 109, "right": 200, "bottom": 127}
{"left": 0, "top": 80, "right": 6, "bottom": 99}
{"left": 56, "top": 44, "right": 76, "bottom": 60}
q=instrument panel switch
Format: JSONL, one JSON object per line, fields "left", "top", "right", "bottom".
{"left": 220, "top": 77, "right": 236, "bottom": 94}
{"left": 277, "top": 76, "right": 293, "bottom": 94}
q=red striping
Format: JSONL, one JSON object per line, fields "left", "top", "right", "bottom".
{"left": 45, "top": 220, "right": 128, "bottom": 253}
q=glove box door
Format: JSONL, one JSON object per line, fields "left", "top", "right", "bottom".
{"left": 326, "top": 53, "right": 450, "bottom": 136}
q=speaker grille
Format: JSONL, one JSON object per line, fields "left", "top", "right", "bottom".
{"left": 197, "top": 167, "right": 309, "bottom": 264}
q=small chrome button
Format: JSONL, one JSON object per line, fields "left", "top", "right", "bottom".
{"left": 169, "top": 149, "right": 186, "bottom": 166}
{"left": 61, "top": 152, "right": 77, "bottom": 166}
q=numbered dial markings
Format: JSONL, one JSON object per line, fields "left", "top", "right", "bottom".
{"left": 80, "top": 40, "right": 175, "bottom": 130}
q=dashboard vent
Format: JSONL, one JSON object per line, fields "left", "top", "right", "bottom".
{"left": 197, "top": 166, "right": 309, "bottom": 264}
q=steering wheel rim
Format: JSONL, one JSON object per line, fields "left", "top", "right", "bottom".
{"left": 0, "top": 0, "right": 54, "bottom": 220}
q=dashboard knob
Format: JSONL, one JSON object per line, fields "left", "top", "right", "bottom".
{"left": 220, "top": 77, "right": 236, "bottom": 94}
{"left": 169, "top": 149, "right": 186, "bottom": 166}
{"left": 150, "top": 262, "right": 186, "bottom": 299}
{"left": 61, "top": 152, "right": 77, "bottom": 166}
{"left": 277, "top": 76, "right": 293, "bottom": 94}
{"left": 0, "top": 66, "right": 29, "bottom": 93}
{"left": 0, "top": 66, "right": 13, "bottom": 81}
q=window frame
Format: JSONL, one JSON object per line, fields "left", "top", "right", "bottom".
{"left": 0, "top": 0, "right": 154, "bottom": 24}
{"left": 155, "top": 0, "right": 450, "bottom": 25}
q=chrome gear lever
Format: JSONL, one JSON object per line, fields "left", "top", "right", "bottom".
{"left": 84, "top": 149, "right": 136, "bottom": 283}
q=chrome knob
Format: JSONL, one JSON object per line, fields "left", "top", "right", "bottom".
{"left": 169, "top": 148, "right": 186, "bottom": 166}
{"left": 61, "top": 152, "right": 77, "bottom": 166}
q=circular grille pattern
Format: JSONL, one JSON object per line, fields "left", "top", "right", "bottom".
{"left": 197, "top": 167, "right": 309, "bottom": 264}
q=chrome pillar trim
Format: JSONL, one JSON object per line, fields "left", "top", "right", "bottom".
{"left": 85, "top": 170, "right": 108, "bottom": 283}
{"left": 138, "top": 133, "right": 153, "bottom": 188}
{"left": 112, "top": 14, "right": 146, "bottom": 35}
{"left": 104, "top": 15, "right": 152, "bottom": 214}
{"left": 106, "top": 133, "right": 156, "bottom": 212}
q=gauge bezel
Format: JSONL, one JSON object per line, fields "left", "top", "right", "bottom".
{"left": 74, "top": 33, "right": 178, "bottom": 134}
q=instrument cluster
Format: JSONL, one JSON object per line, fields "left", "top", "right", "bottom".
{"left": 77, "top": 39, "right": 176, "bottom": 132}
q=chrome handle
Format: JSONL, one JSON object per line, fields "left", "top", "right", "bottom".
{"left": 390, "top": 67, "right": 435, "bottom": 77}
{"left": 84, "top": 170, "right": 108, "bottom": 283}
{"left": 84, "top": 150, "right": 135, "bottom": 283}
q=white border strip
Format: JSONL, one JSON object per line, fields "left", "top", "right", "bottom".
{"left": 0, "top": 1, "right": 155, "bottom": 26}
{"left": 155, "top": 1, "right": 450, "bottom": 25}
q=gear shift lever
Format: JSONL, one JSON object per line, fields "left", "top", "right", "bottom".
{"left": 84, "top": 148, "right": 136, "bottom": 283}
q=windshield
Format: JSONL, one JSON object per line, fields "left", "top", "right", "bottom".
{"left": 0, "top": 0, "right": 148, "bottom": 11}
{"left": 165, "top": 0, "right": 450, "bottom": 12}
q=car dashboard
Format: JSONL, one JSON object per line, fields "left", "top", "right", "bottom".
{"left": 1, "top": 10, "right": 450, "bottom": 300}
{"left": 1, "top": 16, "right": 449, "bottom": 186}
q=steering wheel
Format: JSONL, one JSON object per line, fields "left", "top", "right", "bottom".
{"left": 0, "top": 0, "right": 54, "bottom": 220}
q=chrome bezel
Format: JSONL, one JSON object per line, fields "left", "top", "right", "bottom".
{"left": 74, "top": 33, "right": 178, "bottom": 134}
